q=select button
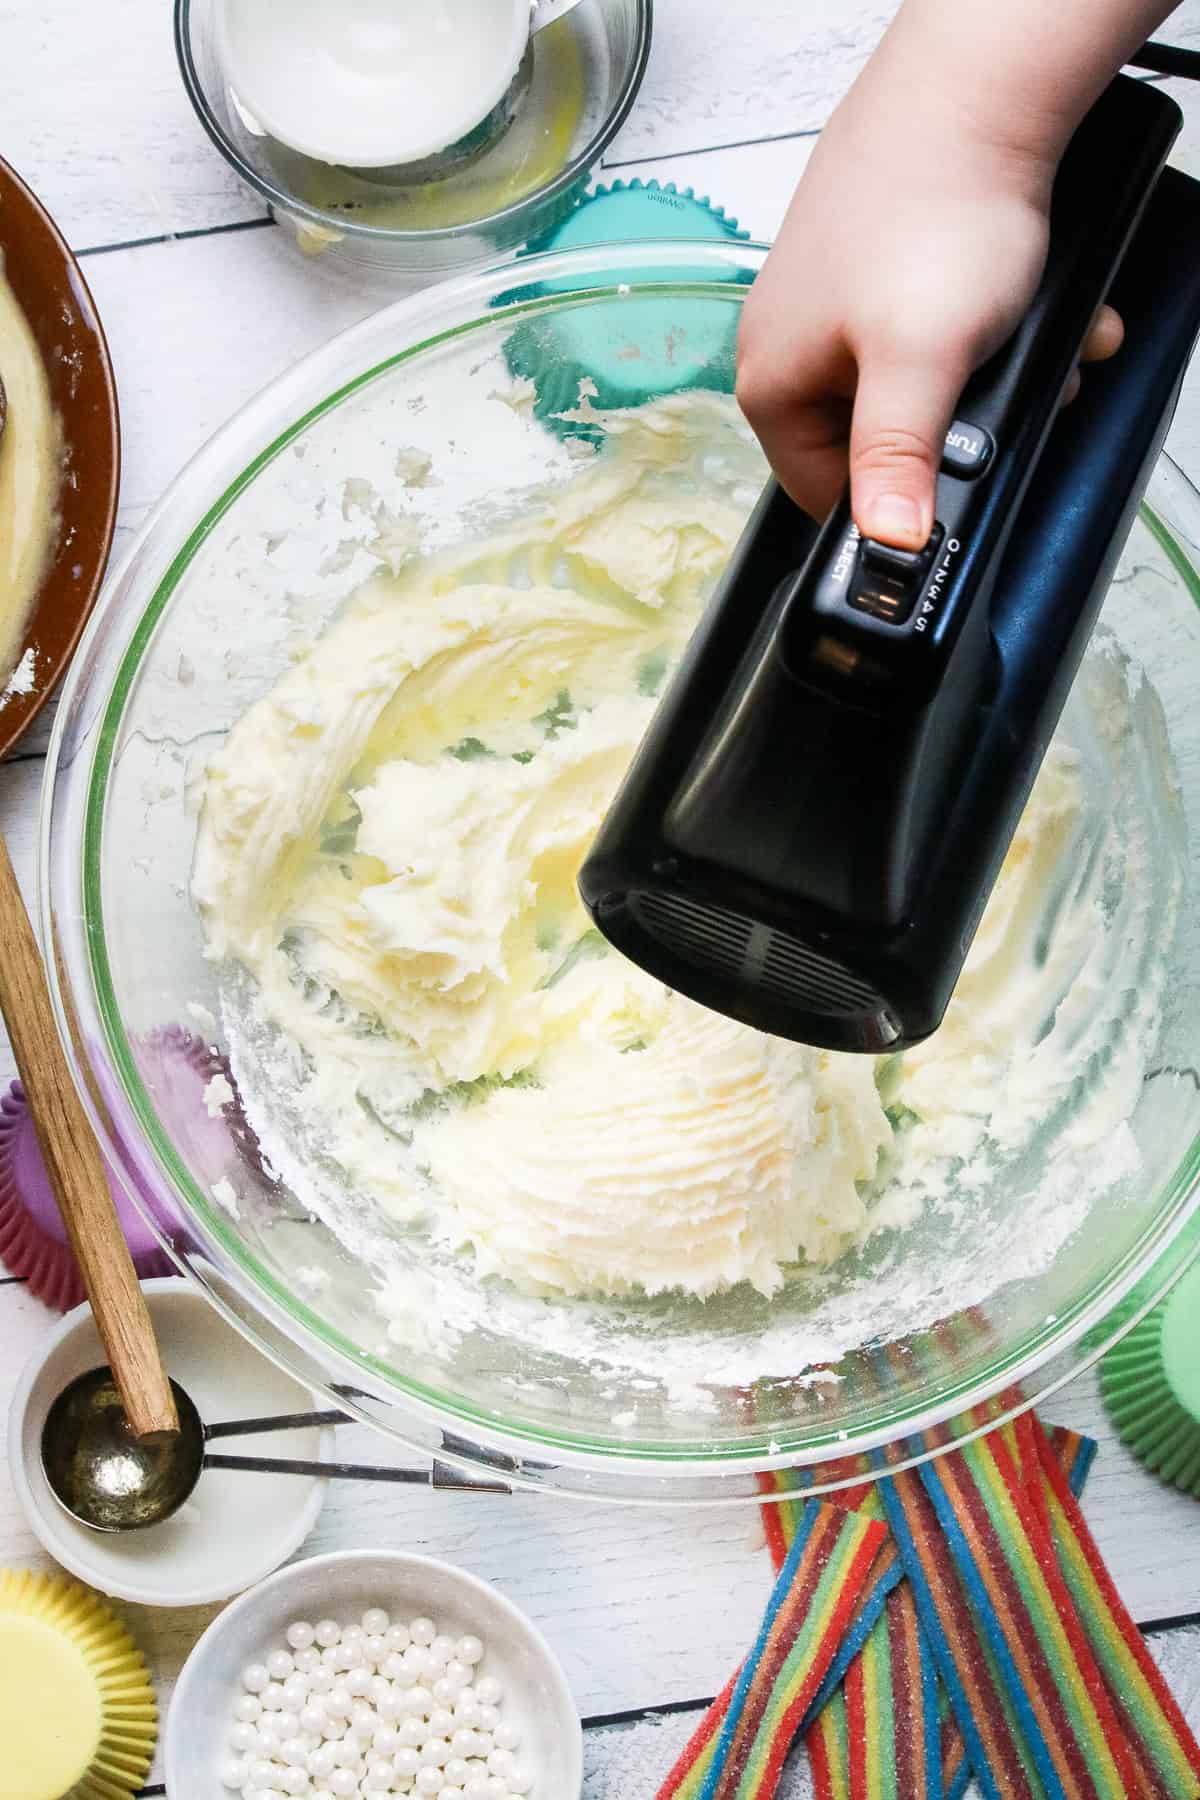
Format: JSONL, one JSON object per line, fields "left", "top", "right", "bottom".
{"left": 942, "top": 420, "right": 994, "bottom": 478}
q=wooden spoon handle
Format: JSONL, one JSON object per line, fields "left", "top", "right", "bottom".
{"left": 0, "top": 836, "right": 178, "bottom": 1438}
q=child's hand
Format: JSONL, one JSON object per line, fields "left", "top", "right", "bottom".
{"left": 737, "top": 1, "right": 1141, "bottom": 551}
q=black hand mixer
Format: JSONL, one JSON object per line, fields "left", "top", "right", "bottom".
{"left": 578, "top": 72, "right": 1200, "bottom": 1054}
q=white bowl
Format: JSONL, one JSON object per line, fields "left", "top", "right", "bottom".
{"left": 8, "top": 1278, "right": 332, "bottom": 1606}
{"left": 165, "top": 1548, "right": 583, "bottom": 1797}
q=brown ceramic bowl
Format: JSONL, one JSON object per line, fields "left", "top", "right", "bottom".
{"left": 0, "top": 154, "right": 119, "bottom": 759}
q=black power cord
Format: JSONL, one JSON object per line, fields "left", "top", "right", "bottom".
{"left": 1131, "top": 38, "right": 1200, "bottom": 81}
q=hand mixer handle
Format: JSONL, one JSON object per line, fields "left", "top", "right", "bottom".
{"left": 580, "top": 73, "right": 1194, "bottom": 1053}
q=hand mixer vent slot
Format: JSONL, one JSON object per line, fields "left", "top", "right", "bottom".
{"left": 628, "top": 889, "right": 888, "bottom": 1024}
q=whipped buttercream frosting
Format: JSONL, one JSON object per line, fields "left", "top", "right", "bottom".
{"left": 193, "top": 392, "right": 1122, "bottom": 1302}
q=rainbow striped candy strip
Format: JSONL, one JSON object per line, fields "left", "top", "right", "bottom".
{"left": 657, "top": 1500, "right": 889, "bottom": 1800}
{"left": 880, "top": 1411, "right": 1200, "bottom": 1798}
{"left": 1030, "top": 1421, "right": 1200, "bottom": 1799}
{"left": 806, "top": 1423, "right": 1095, "bottom": 1800}
{"left": 654, "top": 1419, "right": 1096, "bottom": 1800}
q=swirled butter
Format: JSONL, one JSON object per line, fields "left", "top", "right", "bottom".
{"left": 194, "top": 392, "right": 1093, "bottom": 1301}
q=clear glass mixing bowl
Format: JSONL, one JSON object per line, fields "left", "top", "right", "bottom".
{"left": 42, "top": 243, "right": 1200, "bottom": 1502}
{"left": 175, "top": 0, "right": 651, "bottom": 279}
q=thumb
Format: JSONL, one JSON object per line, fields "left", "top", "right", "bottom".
{"left": 848, "top": 350, "right": 965, "bottom": 550}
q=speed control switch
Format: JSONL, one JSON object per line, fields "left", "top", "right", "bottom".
{"left": 851, "top": 527, "right": 944, "bottom": 624}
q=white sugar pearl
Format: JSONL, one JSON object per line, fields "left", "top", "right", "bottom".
{"left": 283, "top": 1677, "right": 309, "bottom": 1711}
{"left": 428, "top": 1636, "right": 455, "bottom": 1667}
{"left": 351, "top": 1700, "right": 376, "bottom": 1729}
{"left": 410, "top": 1617, "right": 436, "bottom": 1646}
{"left": 251, "top": 1761, "right": 279, "bottom": 1787}
{"left": 325, "top": 1688, "right": 352, "bottom": 1719}
{"left": 449, "top": 1730, "right": 476, "bottom": 1759}
{"left": 332, "top": 1740, "right": 361, "bottom": 1769}
{"left": 342, "top": 1625, "right": 365, "bottom": 1652}
{"left": 378, "top": 1692, "right": 406, "bottom": 1726}
{"left": 403, "top": 1648, "right": 432, "bottom": 1681}
{"left": 462, "top": 1782, "right": 490, "bottom": 1800}
{"left": 443, "top": 1761, "right": 471, "bottom": 1787}
{"left": 221, "top": 1758, "right": 248, "bottom": 1789}
{"left": 456, "top": 1637, "right": 484, "bottom": 1667}
{"left": 382, "top": 1653, "right": 408, "bottom": 1682}
{"left": 385, "top": 1624, "right": 411, "bottom": 1652}
{"left": 321, "top": 1647, "right": 343, "bottom": 1670}
{"left": 428, "top": 1709, "right": 455, "bottom": 1739}
{"left": 492, "top": 1724, "right": 519, "bottom": 1753}
{"left": 432, "top": 1679, "right": 458, "bottom": 1709}
{"left": 487, "top": 1751, "right": 515, "bottom": 1780}
{"left": 477, "top": 1706, "right": 500, "bottom": 1732}
{"left": 256, "top": 1715, "right": 284, "bottom": 1747}
{"left": 393, "top": 1746, "right": 421, "bottom": 1777}
{"left": 263, "top": 1683, "right": 287, "bottom": 1712}
{"left": 288, "top": 1621, "right": 317, "bottom": 1652}
{"left": 236, "top": 1695, "right": 265, "bottom": 1723}
{"left": 296, "top": 1648, "right": 322, "bottom": 1676}
{"left": 453, "top": 1697, "right": 481, "bottom": 1728}
{"left": 328, "top": 1773, "right": 356, "bottom": 1799}
{"left": 309, "top": 1666, "right": 335, "bottom": 1695}
{"left": 268, "top": 1650, "right": 297, "bottom": 1681}
{"left": 307, "top": 1747, "right": 336, "bottom": 1782}
{"left": 505, "top": 1767, "right": 532, "bottom": 1797}
{"left": 334, "top": 1644, "right": 358, "bottom": 1672}
{"left": 473, "top": 1732, "right": 494, "bottom": 1758}
{"left": 280, "top": 1738, "right": 309, "bottom": 1768}
{"left": 365, "top": 1635, "right": 388, "bottom": 1667}
{"left": 407, "top": 1686, "right": 434, "bottom": 1719}
{"left": 231, "top": 1722, "right": 261, "bottom": 1754}
{"left": 438, "top": 1790, "right": 465, "bottom": 1800}
{"left": 485, "top": 1781, "right": 510, "bottom": 1800}
{"left": 321, "top": 1715, "right": 347, "bottom": 1743}
{"left": 365, "top": 1769, "right": 393, "bottom": 1794}
{"left": 473, "top": 1678, "right": 501, "bottom": 1708}
{"left": 417, "top": 1771, "right": 443, "bottom": 1796}
{"left": 299, "top": 1703, "right": 327, "bottom": 1736}
{"left": 396, "top": 1717, "right": 424, "bottom": 1748}
{"left": 443, "top": 1662, "right": 471, "bottom": 1692}
{"left": 363, "top": 1608, "right": 390, "bottom": 1636}
{"left": 245, "top": 1663, "right": 271, "bottom": 1694}
{"left": 420, "top": 1739, "right": 449, "bottom": 1768}
{"left": 345, "top": 1667, "right": 372, "bottom": 1698}
{"left": 315, "top": 1620, "right": 341, "bottom": 1648}
{"left": 282, "top": 1771, "right": 310, "bottom": 1797}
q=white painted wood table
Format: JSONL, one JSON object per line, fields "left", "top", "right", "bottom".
{"left": 4, "top": 4, "right": 1200, "bottom": 1793}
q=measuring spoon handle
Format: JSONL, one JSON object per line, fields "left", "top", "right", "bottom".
{"left": 0, "top": 837, "right": 178, "bottom": 1439}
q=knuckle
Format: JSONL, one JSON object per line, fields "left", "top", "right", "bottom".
{"left": 734, "top": 355, "right": 786, "bottom": 427}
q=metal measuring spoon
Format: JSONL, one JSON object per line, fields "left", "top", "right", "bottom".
{"left": 40, "top": 1366, "right": 349, "bottom": 1531}
{"left": 41, "top": 1368, "right": 511, "bottom": 1527}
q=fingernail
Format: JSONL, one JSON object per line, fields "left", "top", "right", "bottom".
{"left": 867, "top": 493, "right": 924, "bottom": 547}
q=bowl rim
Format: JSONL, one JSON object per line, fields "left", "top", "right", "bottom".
{"left": 7, "top": 1278, "right": 332, "bottom": 1607}
{"left": 163, "top": 1545, "right": 584, "bottom": 1795}
{"left": 174, "top": 0, "right": 654, "bottom": 244}
{"left": 0, "top": 153, "right": 120, "bottom": 758}
{"left": 38, "top": 242, "right": 1200, "bottom": 1497}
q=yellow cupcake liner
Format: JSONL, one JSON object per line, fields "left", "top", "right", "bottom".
{"left": 0, "top": 1568, "right": 157, "bottom": 1800}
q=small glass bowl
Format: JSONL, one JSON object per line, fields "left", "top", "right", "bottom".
{"left": 175, "top": 0, "right": 652, "bottom": 280}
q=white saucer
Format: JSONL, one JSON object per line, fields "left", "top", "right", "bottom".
{"left": 8, "top": 1278, "right": 332, "bottom": 1606}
